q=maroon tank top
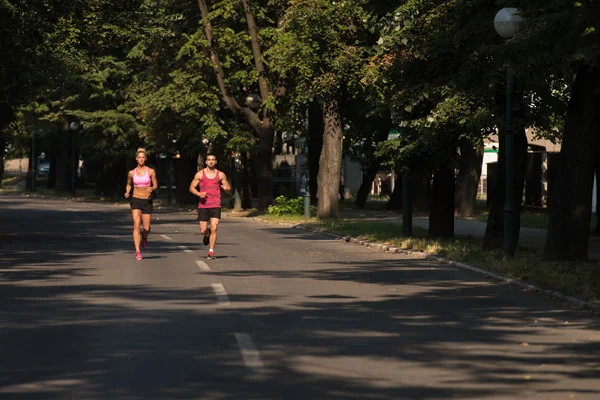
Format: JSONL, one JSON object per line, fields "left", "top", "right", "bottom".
{"left": 198, "top": 169, "right": 221, "bottom": 208}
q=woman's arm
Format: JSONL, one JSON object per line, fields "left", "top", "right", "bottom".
{"left": 148, "top": 168, "right": 159, "bottom": 197}
{"left": 125, "top": 171, "right": 133, "bottom": 198}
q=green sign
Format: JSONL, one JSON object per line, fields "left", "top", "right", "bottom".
{"left": 387, "top": 129, "right": 400, "bottom": 140}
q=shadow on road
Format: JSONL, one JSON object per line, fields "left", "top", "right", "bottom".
{"left": 1, "top": 198, "right": 599, "bottom": 399}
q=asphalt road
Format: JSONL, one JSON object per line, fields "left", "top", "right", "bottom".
{"left": 1, "top": 195, "right": 599, "bottom": 400}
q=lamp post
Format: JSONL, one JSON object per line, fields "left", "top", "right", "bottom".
{"left": 245, "top": 93, "right": 261, "bottom": 111}
{"left": 303, "top": 108, "right": 310, "bottom": 219}
{"left": 233, "top": 152, "right": 242, "bottom": 211}
{"left": 69, "top": 121, "right": 78, "bottom": 196}
{"left": 30, "top": 131, "right": 38, "bottom": 192}
{"left": 494, "top": 8, "right": 521, "bottom": 259}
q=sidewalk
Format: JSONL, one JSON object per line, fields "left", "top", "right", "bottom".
{"left": 339, "top": 208, "right": 600, "bottom": 261}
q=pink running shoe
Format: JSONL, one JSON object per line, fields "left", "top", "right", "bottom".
{"left": 136, "top": 251, "right": 143, "bottom": 261}
{"left": 142, "top": 238, "right": 147, "bottom": 248}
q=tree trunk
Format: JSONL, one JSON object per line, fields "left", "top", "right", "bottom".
{"left": 483, "top": 126, "right": 528, "bottom": 250}
{"left": 356, "top": 160, "right": 380, "bottom": 209}
{"left": 25, "top": 146, "right": 35, "bottom": 191}
{"left": 197, "top": 0, "right": 281, "bottom": 213}
{"left": 0, "top": 132, "right": 5, "bottom": 188}
{"left": 317, "top": 99, "right": 343, "bottom": 219}
{"left": 274, "top": 130, "right": 283, "bottom": 155}
{"left": 256, "top": 126, "right": 274, "bottom": 212}
{"left": 455, "top": 139, "right": 484, "bottom": 217}
{"left": 544, "top": 63, "right": 600, "bottom": 260}
{"left": 357, "top": 109, "right": 392, "bottom": 209}
{"left": 386, "top": 176, "right": 403, "bottom": 210}
{"left": 429, "top": 161, "right": 455, "bottom": 238}
{"left": 54, "top": 123, "right": 71, "bottom": 192}
{"left": 595, "top": 155, "right": 600, "bottom": 234}
{"left": 241, "top": 151, "right": 253, "bottom": 209}
{"left": 308, "top": 100, "right": 323, "bottom": 204}
{"left": 0, "top": 108, "right": 14, "bottom": 188}
{"left": 96, "top": 161, "right": 119, "bottom": 197}
{"left": 176, "top": 154, "right": 198, "bottom": 205}
{"left": 412, "top": 172, "right": 432, "bottom": 214}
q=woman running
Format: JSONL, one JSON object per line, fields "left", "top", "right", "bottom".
{"left": 125, "top": 148, "right": 158, "bottom": 261}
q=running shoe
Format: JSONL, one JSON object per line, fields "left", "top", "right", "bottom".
{"left": 207, "top": 251, "right": 216, "bottom": 260}
{"left": 142, "top": 238, "right": 147, "bottom": 248}
{"left": 203, "top": 228, "right": 211, "bottom": 246}
{"left": 136, "top": 251, "right": 143, "bottom": 261}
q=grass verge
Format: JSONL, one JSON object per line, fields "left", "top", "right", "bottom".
{"left": 1, "top": 176, "right": 24, "bottom": 186}
{"left": 475, "top": 210, "right": 598, "bottom": 232}
{"left": 255, "top": 215, "right": 600, "bottom": 303}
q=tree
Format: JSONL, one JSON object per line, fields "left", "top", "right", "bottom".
{"left": 455, "top": 138, "right": 484, "bottom": 217}
{"left": 270, "top": 0, "right": 375, "bottom": 218}
{"left": 509, "top": 1, "right": 600, "bottom": 260}
{"left": 197, "top": 0, "right": 286, "bottom": 212}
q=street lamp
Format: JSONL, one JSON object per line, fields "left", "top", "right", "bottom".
{"left": 494, "top": 7, "right": 522, "bottom": 259}
{"left": 303, "top": 108, "right": 310, "bottom": 219}
{"left": 232, "top": 152, "right": 242, "bottom": 211}
{"left": 245, "top": 93, "right": 261, "bottom": 111}
{"left": 69, "top": 121, "right": 79, "bottom": 196}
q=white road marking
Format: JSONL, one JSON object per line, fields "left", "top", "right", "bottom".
{"left": 178, "top": 245, "right": 193, "bottom": 254}
{"left": 160, "top": 234, "right": 173, "bottom": 241}
{"left": 212, "top": 284, "right": 230, "bottom": 305}
{"left": 87, "top": 212, "right": 123, "bottom": 222}
{"left": 235, "top": 333, "right": 265, "bottom": 374}
{"left": 196, "top": 260, "right": 210, "bottom": 271}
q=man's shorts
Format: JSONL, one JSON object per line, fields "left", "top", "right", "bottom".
{"left": 130, "top": 197, "right": 153, "bottom": 214}
{"left": 197, "top": 207, "right": 222, "bottom": 222}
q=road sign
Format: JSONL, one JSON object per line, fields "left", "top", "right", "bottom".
{"left": 387, "top": 129, "right": 400, "bottom": 140}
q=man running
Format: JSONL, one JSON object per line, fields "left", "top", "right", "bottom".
{"left": 189, "top": 154, "right": 231, "bottom": 259}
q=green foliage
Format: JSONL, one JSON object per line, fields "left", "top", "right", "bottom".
{"left": 269, "top": 0, "right": 374, "bottom": 103}
{"left": 267, "top": 195, "right": 314, "bottom": 216}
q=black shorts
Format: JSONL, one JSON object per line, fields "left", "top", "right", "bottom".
{"left": 197, "top": 207, "right": 221, "bottom": 222}
{"left": 130, "top": 197, "right": 153, "bottom": 214}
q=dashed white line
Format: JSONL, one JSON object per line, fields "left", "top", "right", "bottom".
{"left": 196, "top": 260, "right": 210, "bottom": 271}
{"left": 160, "top": 234, "right": 173, "bottom": 241}
{"left": 212, "top": 284, "right": 230, "bottom": 305}
{"left": 235, "top": 333, "right": 265, "bottom": 374}
{"left": 87, "top": 212, "right": 123, "bottom": 222}
{"left": 178, "top": 245, "right": 193, "bottom": 254}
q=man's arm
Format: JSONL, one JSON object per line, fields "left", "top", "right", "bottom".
{"left": 189, "top": 171, "right": 206, "bottom": 198}
{"left": 219, "top": 172, "right": 231, "bottom": 193}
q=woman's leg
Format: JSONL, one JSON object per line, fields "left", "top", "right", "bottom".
{"left": 132, "top": 209, "right": 142, "bottom": 252}
{"left": 142, "top": 213, "right": 151, "bottom": 243}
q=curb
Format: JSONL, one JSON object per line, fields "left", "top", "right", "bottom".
{"left": 249, "top": 217, "right": 600, "bottom": 313}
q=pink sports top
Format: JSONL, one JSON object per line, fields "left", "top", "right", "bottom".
{"left": 133, "top": 167, "right": 151, "bottom": 187}
{"left": 198, "top": 169, "right": 221, "bottom": 209}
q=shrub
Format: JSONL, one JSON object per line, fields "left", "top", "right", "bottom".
{"left": 267, "top": 195, "right": 314, "bottom": 215}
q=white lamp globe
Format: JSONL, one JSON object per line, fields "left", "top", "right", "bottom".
{"left": 494, "top": 8, "right": 522, "bottom": 38}
{"left": 69, "top": 121, "right": 79, "bottom": 130}
{"left": 245, "top": 94, "right": 261, "bottom": 110}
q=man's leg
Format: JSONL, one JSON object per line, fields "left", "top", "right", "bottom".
{"left": 209, "top": 217, "right": 220, "bottom": 250}
{"left": 199, "top": 220, "right": 208, "bottom": 235}
{"left": 198, "top": 208, "right": 210, "bottom": 245}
